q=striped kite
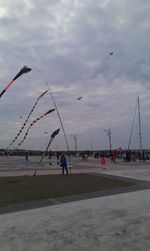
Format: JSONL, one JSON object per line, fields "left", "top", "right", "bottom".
{"left": 0, "top": 65, "right": 31, "bottom": 98}
{"left": 39, "top": 128, "right": 60, "bottom": 163}
{"left": 8, "top": 108, "right": 55, "bottom": 155}
{"left": 6, "top": 90, "right": 48, "bottom": 150}
{"left": 33, "top": 128, "right": 60, "bottom": 176}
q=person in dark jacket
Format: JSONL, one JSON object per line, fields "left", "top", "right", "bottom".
{"left": 60, "top": 155, "right": 68, "bottom": 175}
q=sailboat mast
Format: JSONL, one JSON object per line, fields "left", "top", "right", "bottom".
{"left": 137, "top": 96, "right": 142, "bottom": 152}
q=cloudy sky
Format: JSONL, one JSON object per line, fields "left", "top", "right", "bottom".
{"left": 0, "top": 0, "right": 150, "bottom": 151}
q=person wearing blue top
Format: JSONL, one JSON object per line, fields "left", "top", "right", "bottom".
{"left": 60, "top": 155, "right": 69, "bottom": 175}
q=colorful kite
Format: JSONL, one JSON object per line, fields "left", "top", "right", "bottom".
{"left": 8, "top": 108, "right": 55, "bottom": 155}
{"left": 0, "top": 65, "right": 31, "bottom": 98}
{"left": 39, "top": 128, "right": 60, "bottom": 163}
{"left": 76, "top": 96, "right": 83, "bottom": 100}
{"left": 6, "top": 90, "right": 48, "bottom": 150}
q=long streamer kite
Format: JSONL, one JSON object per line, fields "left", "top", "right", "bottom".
{"left": 33, "top": 128, "right": 60, "bottom": 176}
{"left": 8, "top": 108, "right": 55, "bottom": 156}
{"left": 6, "top": 89, "right": 48, "bottom": 150}
{"left": 0, "top": 65, "right": 31, "bottom": 98}
{"left": 39, "top": 128, "right": 60, "bottom": 163}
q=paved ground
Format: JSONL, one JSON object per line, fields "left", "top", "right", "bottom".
{"left": 1, "top": 156, "right": 150, "bottom": 250}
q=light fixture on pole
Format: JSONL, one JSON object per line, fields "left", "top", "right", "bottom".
{"left": 104, "top": 129, "right": 112, "bottom": 157}
{"left": 71, "top": 134, "right": 77, "bottom": 152}
{"left": 44, "top": 131, "right": 48, "bottom": 148}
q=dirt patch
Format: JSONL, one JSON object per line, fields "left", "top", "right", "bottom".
{"left": 0, "top": 173, "right": 134, "bottom": 207}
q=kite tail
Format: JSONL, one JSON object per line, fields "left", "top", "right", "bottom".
{"left": 6, "top": 90, "right": 48, "bottom": 150}
{"left": 34, "top": 128, "right": 60, "bottom": 176}
{"left": 8, "top": 109, "right": 55, "bottom": 156}
{"left": 39, "top": 137, "right": 53, "bottom": 163}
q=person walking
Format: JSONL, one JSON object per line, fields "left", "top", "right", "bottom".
{"left": 60, "top": 155, "right": 69, "bottom": 175}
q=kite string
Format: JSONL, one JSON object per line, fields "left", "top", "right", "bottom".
{"left": 34, "top": 67, "right": 72, "bottom": 174}
{"left": 46, "top": 81, "right": 72, "bottom": 173}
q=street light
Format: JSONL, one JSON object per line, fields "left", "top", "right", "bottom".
{"left": 104, "top": 129, "right": 112, "bottom": 157}
{"left": 71, "top": 134, "right": 77, "bottom": 153}
{"left": 44, "top": 131, "right": 48, "bottom": 148}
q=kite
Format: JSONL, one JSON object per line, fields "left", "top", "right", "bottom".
{"left": 33, "top": 128, "right": 60, "bottom": 176}
{"left": 6, "top": 90, "right": 48, "bottom": 150}
{"left": 8, "top": 108, "right": 55, "bottom": 156}
{"left": 76, "top": 96, "right": 83, "bottom": 100}
{"left": 39, "top": 128, "right": 60, "bottom": 163}
{"left": 0, "top": 65, "right": 31, "bottom": 98}
{"left": 105, "top": 51, "right": 114, "bottom": 60}
{"left": 90, "top": 51, "right": 114, "bottom": 79}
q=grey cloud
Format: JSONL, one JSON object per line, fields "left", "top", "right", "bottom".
{"left": 0, "top": 0, "right": 150, "bottom": 149}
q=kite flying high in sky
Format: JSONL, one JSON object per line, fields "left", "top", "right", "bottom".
{"left": 0, "top": 65, "right": 31, "bottom": 98}
{"left": 90, "top": 51, "right": 114, "bottom": 79}
{"left": 76, "top": 96, "right": 83, "bottom": 100}
{"left": 105, "top": 51, "right": 114, "bottom": 60}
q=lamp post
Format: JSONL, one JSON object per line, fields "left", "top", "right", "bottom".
{"left": 44, "top": 131, "right": 48, "bottom": 148}
{"left": 71, "top": 134, "right": 77, "bottom": 153}
{"left": 104, "top": 129, "right": 112, "bottom": 157}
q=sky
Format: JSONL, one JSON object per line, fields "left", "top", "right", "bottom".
{"left": 0, "top": 0, "right": 150, "bottom": 151}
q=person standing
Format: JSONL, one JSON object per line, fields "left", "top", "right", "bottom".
{"left": 99, "top": 155, "right": 106, "bottom": 168}
{"left": 111, "top": 150, "right": 117, "bottom": 163}
{"left": 25, "top": 151, "right": 29, "bottom": 161}
{"left": 60, "top": 155, "right": 69, "bottom": 175}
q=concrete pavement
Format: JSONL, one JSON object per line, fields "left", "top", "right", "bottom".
{"left": 1, "top": 156, "right": 150, "bottom": 250}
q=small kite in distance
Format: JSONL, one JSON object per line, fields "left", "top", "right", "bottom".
{"left": 76, "top": 96, "right": 83, "bottom": 100}
{"left": 90, "top": 51, "right": 114, "bottom": 79}
{"left": 105, "top": 51, "right": 114, "bottom": 60}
